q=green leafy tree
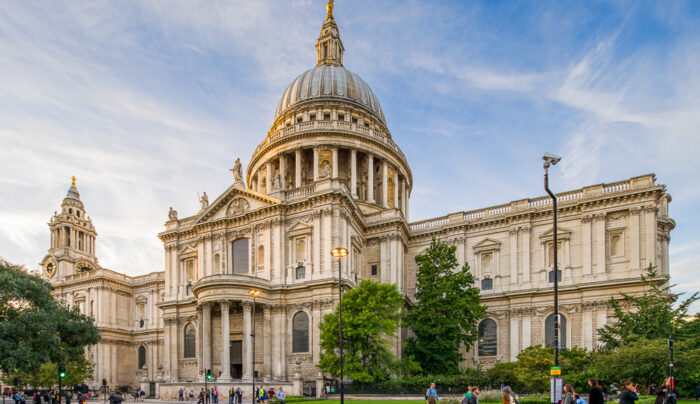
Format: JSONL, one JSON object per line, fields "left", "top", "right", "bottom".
{"left": 598, "top": 265, "right": 698, "bottom": 350}
{"left": 0, "top": 259, "right": 101, "bottom": 375}
{"left": 405, "top": 237, "right": 486, "bottom": 375}
{"left": 513, "top": 346, "right": 590, "bottom": 393}
{"left": 318, "top": 279, "right": 407, "bottom": 382}
{"left": 593, "top": 338, "right": 700, "bottom": 396}
{"left": 37, "top": 359, "right": 94, "bottom": 387}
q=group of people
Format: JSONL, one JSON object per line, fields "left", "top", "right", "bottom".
{"left": 180, "top": 386, "right": 284, "bottom": 404}
{"left": 256, "top": 386, "right": 286, "bottom": 404}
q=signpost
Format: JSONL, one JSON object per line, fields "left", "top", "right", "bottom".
{"left": 550, "top": 377, "right": 563, "bottom": 404}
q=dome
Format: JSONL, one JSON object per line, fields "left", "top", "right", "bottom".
{"left": 274, "top": 65, "right": 386, "bottom": 124}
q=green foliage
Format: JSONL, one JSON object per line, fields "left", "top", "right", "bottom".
{"left": 598, "top": 265, "right": 698, "bottom": 350}
{"left": 318, "top": 279, "right": 406, "bottom": 382}
{"left": 36, "top": 359, "right": 94, "bottom": 387}
{"left": 0, "top": 259, "right": 101, "bottom": 375}
{"left": 512, "top": 346, "right": 591, "bottom": 393}
{"left": 593, "top": 338, "right": 700, "bottom": 397}
{"left": 405, "top": 238, "right": 486, "bottom": 375}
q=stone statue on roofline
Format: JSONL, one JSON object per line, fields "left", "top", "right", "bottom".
{"left": 231, "top": 158, "right": 245, "bottom": 187}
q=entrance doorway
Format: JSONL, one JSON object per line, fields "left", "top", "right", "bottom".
{"left": 231, "top": 341, "right": 242, "bottom": 379}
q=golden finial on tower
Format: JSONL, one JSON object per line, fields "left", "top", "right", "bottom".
{"left": 71, "top": 176, "right": 76, "bottom": 187}
{"left": 326, "top": 0, "right": 334, "bottom": 20}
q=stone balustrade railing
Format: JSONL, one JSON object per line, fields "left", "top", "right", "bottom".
{"left": 409, "top": 174, "right": 656, "bottom": 233}
{"left": 255, "top": 120, "right": 407, "bottom": 162}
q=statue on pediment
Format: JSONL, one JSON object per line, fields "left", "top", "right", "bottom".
{"left": 231, "top": 158, "right": 245, "bottom": 187}
{"left": 168, "top": 207, "right": 178, "bottom": 220}
{"left": 200, "top": 192, "right": 209, "bottom": 210}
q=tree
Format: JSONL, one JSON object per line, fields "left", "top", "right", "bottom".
{"left": 37, "top": 359, "right": 94, "bottom": 388}
{"left": 318, "top": 279, "right": 407, "bottom": 382}
{"left": 405, "top": 237, "right": 486, "bottom": 375}
{"left": 0, "top": 259, "right": 100, "bottom": 376}
{"left": 598, "top": 265, "right": 698, "bottom": 350}
{"left": 513, "top": 346, "right": 590, "bottom": 393}
{"left": 593, "top": 338, "right": 700, "bottom": 396}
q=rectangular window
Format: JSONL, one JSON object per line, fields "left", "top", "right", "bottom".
{"left": 371, "top": 264, "right": 378, "bottom": 276}
{"left": 310, "top": 113, "right": 316, "bottom": 121}
{"left": 323, "top": 113, "right": 331, "bottom": 120}
{"left": 232, "top": 238, "right": 250, "bottom": 274}
{"left": 351, "top": 117, "right": 358, "bottom": 124}
{"left": 338, "top": 113, "right": 345, "bottom": 121}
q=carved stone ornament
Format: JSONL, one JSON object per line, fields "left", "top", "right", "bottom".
{"left": 226, "top": 198, "right": 250, "bottom": 217}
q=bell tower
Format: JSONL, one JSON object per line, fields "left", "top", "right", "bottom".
{"left": 316, "top": 0, "right": 344, "bottom": 67}
{"left": 41, "top": 176, "right": 99, "bottom": 280}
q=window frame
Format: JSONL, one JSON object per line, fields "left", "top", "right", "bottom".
{"left": 292, "top": 311, "right": 310, "bottom": 353}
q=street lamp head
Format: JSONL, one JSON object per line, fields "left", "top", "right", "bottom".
{"left": 542, "top": 153, "right": 562, "bottom": 168}
{"left": 248, "top": 289, "right": 261, "bottom": 297}
{"left": 331, "top": 247, "right": 348, "bottom": 257}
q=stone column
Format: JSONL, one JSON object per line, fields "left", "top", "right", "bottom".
{"left": 279, "top": 154, "right": 286, "bottom": 190}
{"left": 382, "top": 160, "right": 388, "bottom": 208}
{"left": 394, "top": 170, "right": 399, "bottom": 208}
{"left": 399, "top": 178, "right": 405, "bottom": 215}
{"left": 280, "top": 307, "right": 287, "bottom": 380}
{"left": 644, "top": 206, "right": 656, "bottom": 267}
{"left": 629, "top": 207, "right": 641, "bottom": 271}
{"left": 510, "top": 228, "right": 518, "bottom": 285}
{"left": 266, "top": 161, "right": 273, "bottom": 193}
{"left": 350, "top": 149, "right": 357, "bottom": 198}
{"left": 196, "top": 306, "right": 203, "bottom": 378}
{"left": 263, "top": 306, "right": 272, "bottom": 381}
{"left": 595, "top": 214, "right": 606, "bottom": 275}
{"left": 313, "top": 148, "right": 319, "bottom": 181}
{"left": 295, "top": 149, "right": 302, "bottom": 188}
{"left": 242, "top": 301, "right": 253, "bottom": 381}
{"left": 509, "top": 316, "right": 519, "bottom": 361}
{"left": 219, "top": 301, "right": 232, "bottom": 381}
{"left": 522, "top": 228, "right": 530, "bottom": 285}
{"left": 367, "top": 153, "right": 374, "bottom": 202}
{"left": 582, "top": 215, "right": 592, "bottom": 275}
{"left": 202, "top": 302, "right": 212, "bottom": 374}
{"left": 332, "top": 147, "right": 338, "bottom": 178}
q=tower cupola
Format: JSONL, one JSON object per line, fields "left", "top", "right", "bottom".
{"left": 316, "top": 0, "right": 344, "bottom": 67}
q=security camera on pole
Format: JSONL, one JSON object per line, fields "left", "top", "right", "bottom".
{"left": 543, "top": 153, "right": 563, "bottom": 404}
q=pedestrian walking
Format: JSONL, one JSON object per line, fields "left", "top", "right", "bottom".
{"left": 108, "top": 392, "right": 123, "bottom": 404}
{"left": 562, "top": 385, "right": 575, "bottom": 404}
{"left": 619, "top": 382, "right": 638, "bottom": 404}
{"left": 655, "top": 379, "right": 679, "bottom": 404}
{"left": 502, "top": 386, "right": 516, "bottom": 404}
{"left": 276, "top": 388, "right": 285, "bottom": 404}
{"left": 575, "top": 394, "right": 587, "bottom": 404}
{"left": 467, "top": 387, "right": 479, "bottom": 404}
{"left": 461, "top": 387, "right": 472, "bottom": 404}
{"left": 695, "top": 383, "right": 700, "bottom": 401}
{"left": 426, "top": 382, "right": 440, "bottom": 404}
{"left": 179, "top": 388, "right": 184, "bottom": 402}
{"left": 198, "top": 389, "right": 205, "bottom": 404}
{"left": 212, "top": 388, "right": 219, "bottom": 404}
{"left": 589, "top": 379, "right": 604, "bottom": 404}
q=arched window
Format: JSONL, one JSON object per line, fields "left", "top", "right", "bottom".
{"left": 232, "top": 238, "right": 250, "bottom": 274}
{"left": 545, "top": 314, "right": 567, "bottom": 349}
{"left": 478, "top": 319, "right": 497, "bottom": 356}
{"left": 292, "top": 311, "right": 309, "bottom": 353}
{"left": 481, "top": 278, "right": 493, "bottom": 291}
{"left": 296, "top": 266, "right": 306, "bottom": 280}
{"left": 184, "top": 324, "right": 196, "bottom": 358}
{"left": 296, "top": 238, "right": 306, "bottom": 262}
{"left": 138, "top": 346, "right": 146, "bottom": 369}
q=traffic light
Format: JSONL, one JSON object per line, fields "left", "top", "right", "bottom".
{"left": 206, "top": 369, "right": 212, "bottom": 381}
{"left": 59, "top": 365, "right": 66, "bottom": 379}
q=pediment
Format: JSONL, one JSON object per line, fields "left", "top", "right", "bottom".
{"left": 473, "top": 238, "right": 501, "bottom": 252}
{"left": 193, "top": 184, "right": 280, "bottom": 225}
{"left": 179, "top": 245, "right": 197, "bottom": 256}
{"left": 539, "top": 227, "right": 572, "bottom": 240}
{"left": 288, "top": 221, "right": 313, "bottom": 236}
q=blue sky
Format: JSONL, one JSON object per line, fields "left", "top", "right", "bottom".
{"left": 1, "top": 1, "right": 698, "bottom": 311}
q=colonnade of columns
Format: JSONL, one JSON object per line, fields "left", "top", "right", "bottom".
{"left": 251, "top": 147, "right": 409, "bottom": 218}
{"left": 197, "top": 300, "right": 286, "bottom": 383}
{"left": 51, "top": 226, "right": 96, "bottom": 254}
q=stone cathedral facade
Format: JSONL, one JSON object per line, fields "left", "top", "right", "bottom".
{"left": 40, "top": 2, "right": 675, "bottom": 400}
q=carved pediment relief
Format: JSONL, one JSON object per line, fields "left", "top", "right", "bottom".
{"left": 288, "top": 221, "right": 313, "bottom": 236}
{"left": 192, "top": 184, "right": 280, "bottom": 225}
{"left": 179, "top": 245, "right": 197, "bottom": 257}
{"left": 226, "top": 198, "right": 250, "bottom": 217}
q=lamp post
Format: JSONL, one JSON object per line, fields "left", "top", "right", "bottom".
{"left": 248, "top": 289, "right": 261, "bottom": 404}
{"left": 542, "top": 152, "right": 562, "bottom": 366}
{"left": 330, "top": 247, "right": 348, "bottom": 404}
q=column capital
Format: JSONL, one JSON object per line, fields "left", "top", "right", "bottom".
{"left": 242, "top": 300, "right": 254, "bottom": 310}
{"left": 219, "top": 299, "right": 231, "bottom": 310}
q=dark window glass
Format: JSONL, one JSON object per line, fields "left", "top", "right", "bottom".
{"left": 184, "top": 324, "right": 196, "bottom": 358}
{"left": 481, "top": 278, "right": 493, "bottom": 290}
{"left": 548, "top": 270, "right": 562, "bottom": 283}
{"left": 292, "top": 312, "right": 309, "bottom": 353}
{"left": 296, "top": 266, "right": 306, "bottom": 280}
{"left": 138, "top": 346, "right": 146, "bottom": 369}
{"left": 338, "top": 114, "right": 345, "bottom": 121}
{"left": 324, "top": 113, "right": 330, "bottom": 120}
{"left": 478, "top": 319, "right": 497, "bottom": 356}
{"left": 371, "top": 265, "right": 378, "bottom": 276}
{"left": 545, "top": 314, "right": 567, "bottom": 349}
{"left": 139, "top": 319, "right": 145, "bottom": 328}
{"left": 232, "top": 238, "right": 249, "bottom": 274}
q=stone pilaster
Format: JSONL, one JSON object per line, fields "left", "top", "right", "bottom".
{"left": 219, "top": 300, "right": 232, "bottom": 382}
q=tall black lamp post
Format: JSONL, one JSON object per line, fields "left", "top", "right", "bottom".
{"left": 543, "top": 152, "right": 562, "bottom": 366}
{"left": 248, "top": 289, "right": 261, "bottom": 404}
{"left": 330, "top": 247, "right": 348, "bottom": 404}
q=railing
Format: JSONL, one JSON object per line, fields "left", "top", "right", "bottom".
{"left": 283, "top": 183, "right": 316, "bottom": 200}
{"left": 410, "top": 176, "right": 649, "bottom": 233}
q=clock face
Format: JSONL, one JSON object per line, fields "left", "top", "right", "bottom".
{"left": 75, "top": 263, "right": 93, "bottom": 273}
{"left": 45, "top": 262, "right": 56, "bottom": 277}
